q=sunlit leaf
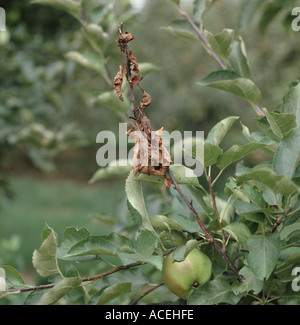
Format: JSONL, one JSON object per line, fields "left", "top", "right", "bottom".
{"left": 32, "top": 225, "right": 61, "bottom": 277}
{"left": 197, "top": 70, "right": 261, "bottom": 104}
{"left": 217, "top": 143, "right": 264, "bottom": 170}
{"left": 38, "top": 277, "right": 82, "bottom": 305}
{"left": 64, "top": 232, "right": 134, "bottom": 258}
{"left": 206, "top": 116, "right": 239, "bottom": 146}
{"left": 237, "top": 167, "right": 299, "bottom": 197}
{"left": 125, "top": 171, "right": 155, "bottom": 233}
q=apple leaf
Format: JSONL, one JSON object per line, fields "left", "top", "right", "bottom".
{"left": 197, "top": 70, "right": 261, "bottom": 104}
{"left": 246, "top": 232, "right": 281, "bottom": 280}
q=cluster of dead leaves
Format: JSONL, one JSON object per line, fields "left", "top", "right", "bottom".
{"left": 127, "top": 126, "right": 172, "bottom": 188}
{"left": 114, "top": 27, "right": 172, "bottom": 188}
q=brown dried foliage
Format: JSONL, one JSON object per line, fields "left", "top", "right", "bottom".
{"left": 117, "top": 26, "right": 172, "bottom": 187}
{"left": 139, "top": 88, "right": 151, "bottom": 109}
{"left": 113, "top": 65, "right": 124, "bottom": 101}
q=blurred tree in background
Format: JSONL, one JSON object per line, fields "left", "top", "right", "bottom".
{"left": 0, "top": 0, "right": 299, "bottom": 305}
{"left": 2, "top": 0, "right": 300, "bottom": 179}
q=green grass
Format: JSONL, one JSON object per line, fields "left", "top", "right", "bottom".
{"left": 0, "top": 175, "right": 125, "bottom": 271}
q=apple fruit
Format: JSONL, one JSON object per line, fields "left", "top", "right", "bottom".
{"left": 162, "top": 249, "right": 212, "bottom": 300}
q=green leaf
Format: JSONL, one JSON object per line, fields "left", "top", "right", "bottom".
{"left": 242, "top": 183, "right": 266, "bottom": 208}
{"left": 203, "top": 142, "right": 223, "bottom": 166}
{"left": 197, "top": 70, "right": 261, "bottom": 104}
{"left": 125, "top": 171, "right": 155, "bottom": 233}
{"left": 89, "top": 160, "right": 132, "bottom": 183}
{"left": 38, "top": 277, "right": 82, "bottom": 305}
{"left": 246, "top": 232, "right": 281, "bottom": 280}
{"left": 259, "top": 3, "right": 281, "bottom": 34}
{"left": 280, "top": 83, "right": 300, "bottom": 126}
{"left": 217, "top": 143, "right": 265, "bottom": 170}
{"left": 57, "top": 227, "right": 90, "bottom": 260}
{"left": 280, "top": 223, "right": 300, "bottom": 241}
{"left": 127, "top": 200, "right": 143, "bottom": 227}
{"left": 204, "top": 28, "right": 234, "bottom": 60}
{"left": 241, "top": 122, "right": 278, "bottom": 154}
{"left": 193, "top": 0, "right": 214, "bottom": 22}
{"left": 96, "top": 282, "right": 132, "bottom": 305}
{"left": 224, "top": 222, "right": 251, "bottom": 246}
{"left": 94, "top": 90, "right": 130, "bottom": 115}
{"left": 65, "top": 51, "right": 108, "bottom": 82}
{"left": 228, "top": 37, "right": 250, "bottom": 78}
{"left": 161, "top": 19, "right": 199, "bottom": 41}
{"left": 262, "top": 108, "right": 297, "bottom": 139}
{"left": 184, "top": 140, "right": 222, "bottom": 167}
{"left": 0, "top": 268, "right": 7, "bottom": 297}
{"left": 0, "top": 265, "right": 25, "bottom": 289}
{"left": 238, "top": 0, "right": 264, "bottom": 32}
{"left": 169, "top": 164, "right": 201, "bottom": 187}
{"left": 166, "top": 211, "right": 201, "bottom": 233}
{"left": 31, "top": 0, "right": 82, "bottom": 18}
{"left": 32, "top": 225, "right": 61, "bottom": 277}
{"left": 117, "top": 230, "right": 162, "bottom": 270}
{"left": 206, "top": 116, "right": 240, "bottom": 146}
{"left": 134, "top": 165, "right": 202, "bottom": 186}
{"left": 232, "top": 266, "right": 263, "bottom": 295}
{"left": 149, "top": 215, "right": 185, "bottom": 231}
{"left": 233, "top": 200, "right": 263, "bottom": 215}
{"left": 188, "top": 278, "right": 243, "bottom": 305}
{"left": 237, "top": 167, "right": 299, "bottom": 197}
{"left": 172, "top": 239, "right": 199, "bottom": 262}
{"left": 65, "top": 232, "right": 134, "bottom": 258}
{"left": 138, "top": 63, "right": 160, "bottom": 75}
{"left": 273, "top": 127, "right": 300, "bottom": 179}
{"left": 81, "top": 24, "right": 108, "bottom": 53}
{"left": 278, "top": 289, "right": 300, "bottom": 305}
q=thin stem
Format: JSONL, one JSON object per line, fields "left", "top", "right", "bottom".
{"left": 79, "top": 6, "right": 113, "bottom": 88}
{"left": 178, "top": 5, "right": 226, "bottom": 70}
{"left": 82, "top": 262, "right": 141, "bottom": 282}
{"left": 287, "top": 206, "right": 300, "bottom": 217}
{"left": 168, "top": 169, "right": 244, "bottom": 282}
{"left": 8, "top": 262, "right": 142, "bottom": 294}
{"left": 271, "top": 206, "right": 292, "bottom": 233}
{"left": 207, "top": 174, "right": 227, "bottom": 252}
{"left": 168, "top": 169, "right": 213, "bottom": 242}
{"left": 122, "top": 44, "right": 141, "bottom": 124}
{"left": 178, "top": 4, "right": 265, "bottom": 118}
{"left": 130, "top": 282, "right": 164, "bottom": 305}
{"left": 211, "top": 168, "right": 224, "bottom": 187}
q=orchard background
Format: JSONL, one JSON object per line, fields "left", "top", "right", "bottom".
{"left": 0, "top": 0, "right": 299, "bottom": 305}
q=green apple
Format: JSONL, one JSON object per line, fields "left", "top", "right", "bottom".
{"left": 162, "top": 249, "right": 212, "bottom": 300}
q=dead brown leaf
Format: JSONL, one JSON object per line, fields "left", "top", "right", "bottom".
{"left": 140, "top": 89, "right": 151, "bottom": 109}
{"left": 128, "top": 125, "right": 172, "bottom": 187}
{"left": 114, "top": 65, "right": 124, "bottom": 101}
{"left": 118, "top": 32, "right": 134, "bottom": 44}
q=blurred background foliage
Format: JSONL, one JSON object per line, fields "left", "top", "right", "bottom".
{"left": 1, "top": 0, "right": 300, "bottom": 291}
